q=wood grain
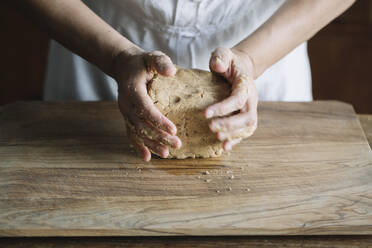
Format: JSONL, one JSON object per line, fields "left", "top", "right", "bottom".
{"left": 0, "top": 101, "right": 371, "bottom": 237}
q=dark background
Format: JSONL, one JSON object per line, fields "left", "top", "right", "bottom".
{"left": 1, "top": 1, "right": 371, "bottom": 113}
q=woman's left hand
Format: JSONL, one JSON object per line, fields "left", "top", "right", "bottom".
{"left": 205, "top": 47, "right": 258, "bottom": 151}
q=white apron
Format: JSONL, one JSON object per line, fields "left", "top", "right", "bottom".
{"left": 44, "top": 0, "right": 312, "bottom": 101}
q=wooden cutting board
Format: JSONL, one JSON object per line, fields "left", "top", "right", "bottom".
{"left": 0, "top": 101, "right": 371, "bottom": 236}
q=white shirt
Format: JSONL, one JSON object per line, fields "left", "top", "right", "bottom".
{"left": 44, "top": 0, "right": 312, "bottom": 101}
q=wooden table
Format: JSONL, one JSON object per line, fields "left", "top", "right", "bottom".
{"left": 0, "top": 111, "right": 371, "bottom": 247}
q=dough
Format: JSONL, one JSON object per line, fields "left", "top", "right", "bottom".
{"left": 148, "top": 68, "right": 231, "bottom": 159}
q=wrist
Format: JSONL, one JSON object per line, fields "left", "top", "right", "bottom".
{"left": 110, "top": 45, "right": 144, "bottom": 79}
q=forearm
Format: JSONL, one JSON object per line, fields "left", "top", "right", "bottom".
{"left": 11, "top": 0, "right": 141, "bottom": 77}
{"left": 234, "top": 0, "right": 355, "bottom": 79}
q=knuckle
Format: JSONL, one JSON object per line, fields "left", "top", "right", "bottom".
{"left": 151, "top": 55, "right": 173, "bottom": 72}
{"left": 147, "top": 114, "right": 159, "bottom": 127}
{"left": 142, "top": 136, "right": 153, "bottom": 145}
{"left": 225, "top": 123, "right": 233, "bottom": 131}
{"left": 135, "top": 106, "right": 146, "bottom": 118}
{"left": 130, "top": 133, "right": 142, "bottom": 144}
{"left": 158, "top": 130, "right": 169, "bottom": 141}
{"left": 215, "top": 47, "right": 229, "bottom": 55}
{"left": 215, "top": 47, "right": 232, "bottom": 60}
{"left": 152, "top": 55, "right": 163, "bottom": 64}
{"left": 235, "top": 95, "right": 246, "bottom": 109}
{"left": 151, "top": 112, "right": 169, "bottom": 129}
{"left": 134, "top": 123, "right": 149, "bottom": 137}
{"left": 244, "top": 119, "right": 254, "bottom": 128}
{"left": 243, "top": 113, "right": 254, "bottom": 126}
{"left": 212, "top": 119, "right": 222, "bottom": 129}
{"left": 159, "top": 53, "right": 170, "bottom": 60}
{"left": 157, "top": 56, "right": 171, "bottom": 66}
{"left": 214, "top": 105, "right": 224, "bottom": 116}
{"left": 150, "top": 50, "right": 163, "bottom": 56}
{"left": 157, "top": 113, "right": 166, "bottom": 125}
{"left": 133, "top": 120, "right": 143, "bottom": 131}
{"left": 223, "top": 119, "right": 233, "bottom": 131}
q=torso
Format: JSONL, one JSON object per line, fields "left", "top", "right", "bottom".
{"left": 44, "top": 0, "right": 312, "bottom": 101}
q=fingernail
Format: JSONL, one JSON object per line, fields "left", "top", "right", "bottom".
{"left": 158, "top": 63, "right": 165, "bottom": 72}
{"left": 212, "top": 56, "right": 222, "bottom": 66}
{"left": 144, "top": 153, "right": 151, "bottom": 162}
{"left": 218, "top": 132, "right": 226, "bottom": 141}
{"left": 165, "top": 65, "right": 176, "bottom": 76}
{"left": 176, "top": 138, "right": 182, "bottom": 149}
{"left": 162, "top": 148, "right": 169, "bottom": 158}
{"left": 171, "top": 137, "right": 182, "bottom": 149}
{"left": 172, "top": 65, "right": 178, "bottom": 75}
{"left": 168, "top": 125, "right": 177, "bottom": 136}
{"left": 205, "top": 109, "right": 214, "bottom": 119}
{"left": 225, "top": 142, "right": 232, "bottom": 151}
{"left": 210, "top": 122, "right": 220, "bottom": 132}
{"left": 210, "top": 120, "right": 223, "bottom": 132}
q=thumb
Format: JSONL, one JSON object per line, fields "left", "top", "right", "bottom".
{"left": 210, "top": 47, "right": 232, "bottom": 74}
{"left": 145, "top": 51, "right": 177, "bottom": 77}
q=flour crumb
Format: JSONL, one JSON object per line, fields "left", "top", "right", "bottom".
{"left": 205, "top": 179, "right": 211, "bottom": 183}
{"left": 229, "top": 175, "right": 235, "bottom": 180}
{"left": 228, "top": 187, "right": 232, "bottom": 191}
{"left": 203, "top": 171, "right": 210, "bottom": 175}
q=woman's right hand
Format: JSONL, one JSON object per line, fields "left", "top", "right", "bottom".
{"left": 112, "top": 48, "right": 182, "bottom": 162}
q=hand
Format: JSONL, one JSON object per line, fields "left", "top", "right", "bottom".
{"left": 113, "top": 48, "right": 182, "bottom": 161}
{"left": 205, "top": 47, "right": 258, "bottom": 151}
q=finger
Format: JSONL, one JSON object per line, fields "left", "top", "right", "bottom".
{"left": 130, "top": 134, "right": 151, "bottom": 162}
{"left": 131, "top": 78, "right": 177, "bottom": 135}
{"left": 205, "top": 79, "right": 249, "bottom": 118}
{"left": 130, "top": 114, "right": 182, "bottom": 149}
{"left": 145, "top": 51, "right": 177, "bottom": 76}
{"left": 223, "top": 138, "right": 242, "bottom": 151}
{"left": 209, "top": 111, "right": 256, "bottom": 133}
{"left": 217, "top": 124, "right": 257, "bottom": 141}
{"left": 210, "top": 47, "right": 232, "bottom": 74}
{"left": 141, "top": 136, "right": 169, "bottom": 158}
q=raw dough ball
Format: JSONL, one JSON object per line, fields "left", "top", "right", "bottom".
{"left": 148, "top": 68, "right": 231, "bottom": 159}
